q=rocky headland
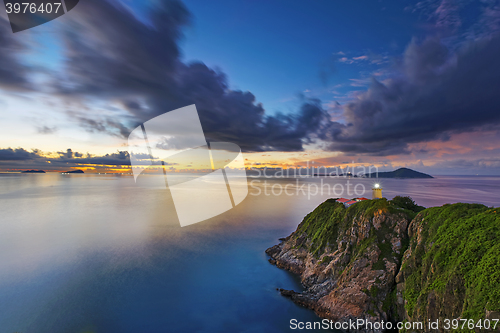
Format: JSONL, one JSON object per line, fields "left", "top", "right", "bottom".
{"left": 266, "top": 198, "right": 499, "bottom": 332}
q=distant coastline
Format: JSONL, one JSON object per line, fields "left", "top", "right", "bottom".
{"left": 61, "top": 170, "right": 85, "bottom": 174}
{"left": 311, "top": 168, "right": 433, "bottom": 179}
{"left": 364, "top": 167, "right": 433, "bottom": 179}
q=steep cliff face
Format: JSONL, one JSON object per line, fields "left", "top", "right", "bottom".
{"left": 395, "top": 203, "right": 500, "bottom": 331}
{"left": 266, "top": 198, "right": 413, "bottom": 332}
{"left": 267, "top": 200, "right": 500, "bottom": 332}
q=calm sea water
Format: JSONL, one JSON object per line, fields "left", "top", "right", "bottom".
{"left": 0, "top": 174, "right": 499, "bottom": 333}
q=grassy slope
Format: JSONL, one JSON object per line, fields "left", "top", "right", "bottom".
{"left": 402, "top": 203, "right": 500, "bottom": 322}
{"left": 288, "top": 198, "right": 413, "bottom": 319}
{"left": 290, "top": 198, "right": 500, "bottom": 329}
{"left": 293, "top": 198, "right": 415, "bottom": 256}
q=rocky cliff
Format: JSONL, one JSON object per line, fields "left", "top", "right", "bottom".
{"left": 266, "top": 199, "right": 500, "bottom": 332}
{"left": 266, "top": 198, "right": 414, "bottom": 332}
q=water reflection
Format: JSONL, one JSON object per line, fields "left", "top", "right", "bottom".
{"left": 0, "top": 174, "right": 498, "bottom": 332}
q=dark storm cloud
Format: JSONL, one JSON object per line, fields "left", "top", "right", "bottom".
{"left": 66, "top": 151, "right": 176, "bottom": 166}
{"left": 58, "top": 148, "right": 83, "bottom": 159}
{"left": 0, "top": 18, "right": 29, "bottom": 90}
{"left": 149, "top": 63, "right": 331, "bottom": 151}
{"left": 54, "top": 0, "right": 328, "bottom": 152}
{"left": 0, "top": 147, "right": 133, "bottom": 170}
{"left": 326, "top": 34, "right": 500, "bottom": 154}
{"left": 0, "top": 148, "right": 42, "bottom": 161}
{"left": 55, "top": 150, "right": 131, "bottom": 166}
{"left": 5, "top": 0, "right": 498, "bottom": 157}
{"left": 56, "top": 0, "right": 188, "bottom": 97}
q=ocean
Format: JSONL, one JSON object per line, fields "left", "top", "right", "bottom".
{"left": 0, "top": 174, "right": 499, "bottom": 333}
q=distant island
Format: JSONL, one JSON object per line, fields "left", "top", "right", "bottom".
{"left": 364, "top": 167, "right": 433, "bottom": 179}
{"left": 62, "top": 170, "right": 85, "bottom": 174}
{"left": 313, "top": 173, "right": 358, "bottom": 177}
{"left": 21, "top": 170, "right": 46, "bottom": 173}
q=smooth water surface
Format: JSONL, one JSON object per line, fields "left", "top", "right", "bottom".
{"left": 0, "top": 174, "right": 499, "bottom": 332}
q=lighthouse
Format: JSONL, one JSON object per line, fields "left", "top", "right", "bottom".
{"left": 372, "top": 183, "right": 383, "bottom": 199}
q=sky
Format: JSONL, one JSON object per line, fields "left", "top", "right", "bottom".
{"left": 1, "top": 0, "right": 500, "bottom": 175}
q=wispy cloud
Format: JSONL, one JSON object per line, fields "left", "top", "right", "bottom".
{"left": 36, "top": 125, "right": 57, "bottom": 134}
{"left": 352, "top": 55, "right": 369, "bottom": 61}
{"left": 348, "top": 78, "right": 371, "bottom": 87}
{"left": 338, "top": 54, "right": 372, "bottom": 65}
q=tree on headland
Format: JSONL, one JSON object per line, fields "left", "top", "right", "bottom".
{"left": 390, "top": 196, "right": 425, "bottom": 213}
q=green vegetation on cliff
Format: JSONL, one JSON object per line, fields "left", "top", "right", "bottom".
{"left": 295, "top": 197, "right": 422, "bottom": 256}
{"left": 267, "top": 197, "right": 413, "bottom": 327}
{"left": 390, "top": 196, "right": 425, "bottom": 214}
{"left": 399, "top": 203, "right": 500, "bottom": 328}
{"left": 270, "top": 196, "right": 499, "bottom": 332}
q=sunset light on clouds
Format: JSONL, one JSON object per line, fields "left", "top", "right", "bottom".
{"left": 1, "top": 0, "right": 500, "bottom": 174}
{"left": 2, "top": 2, "right": 500, "bottom": 332}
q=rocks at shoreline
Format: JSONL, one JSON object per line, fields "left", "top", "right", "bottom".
{"left": 266, "top": 199, "right": 411, "bottom": 333}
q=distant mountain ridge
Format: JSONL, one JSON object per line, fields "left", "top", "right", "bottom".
{"left": 365, "top": 167, "right": 433, "bottom": 179}
{"left": 21, "top": 170, "right": 45, "bottom": 173}
{"left": 62, "top": 170, "right": 84, "bottom": 174}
